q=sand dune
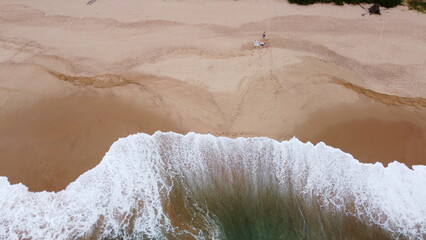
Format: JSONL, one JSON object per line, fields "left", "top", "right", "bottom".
{"left": 0, "top": 0, "right": 425, "bottom": 191}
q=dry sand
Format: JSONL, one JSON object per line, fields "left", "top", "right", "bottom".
{"left": 0, "top": 0, "right": 425, "bottom": 191}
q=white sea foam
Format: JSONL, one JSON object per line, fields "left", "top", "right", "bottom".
{"left": 0, "top": 132, "right": 425, "bottom": 239}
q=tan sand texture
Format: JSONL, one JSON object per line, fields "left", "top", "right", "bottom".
{"left": 0, "top": 0, "right": 425, "bottom": 191}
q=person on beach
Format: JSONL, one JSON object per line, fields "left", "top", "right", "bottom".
{"left": 262, "top": 32, "right": 266, "bottom": 38}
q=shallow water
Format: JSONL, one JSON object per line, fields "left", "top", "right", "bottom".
{"left": 0, "top": 132, "right": 425, "bottom": 239}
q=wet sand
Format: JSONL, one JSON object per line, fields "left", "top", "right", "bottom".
{"left": 0, "top": 0, "right": 425, "bottom": 191}
{"left": 293, "top": 104, "right": 426, "bottom": 166}
{"left": 0, "top": 91, "right": 184, "bottom": 191}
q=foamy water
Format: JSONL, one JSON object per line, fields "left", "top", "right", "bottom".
{"left": 0, "top": 132, "right": 425, "bottom": 239}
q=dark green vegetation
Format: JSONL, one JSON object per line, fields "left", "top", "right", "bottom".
{"left": 289, "top": 0, "right": 426, "bottom": 12}
{"left": 405, "top": 0, "right": 426, "bottom": 12}
{"left": 288, "top": 0, "right": 401, "bottom": 9}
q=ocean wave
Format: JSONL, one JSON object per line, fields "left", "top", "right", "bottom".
{"left": 0, "top": 132, "right": 425, "bottom": 239}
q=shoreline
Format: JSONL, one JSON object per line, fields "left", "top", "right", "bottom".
{"left": 0, "top": 0, "right": 425, "bottom": 191}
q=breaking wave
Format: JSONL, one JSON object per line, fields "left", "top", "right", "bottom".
{"left": 0, "top": 132, "right": 425, "bottom": 239}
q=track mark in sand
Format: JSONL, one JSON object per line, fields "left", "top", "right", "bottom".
{"left": 259, "top": 48, "right": 283, "bottom": 121}
{"left": 230, "top": 46, "right": 284, "bottom": 125}
{"left": 332, "top": 77, "right": 426, "bottom": 108}
{"left": 228, "top": 47, "right": 268, "bottom": 126}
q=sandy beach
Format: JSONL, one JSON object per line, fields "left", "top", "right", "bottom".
{"left": 0, "top": 0, "right": 425, "bottom": 192}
